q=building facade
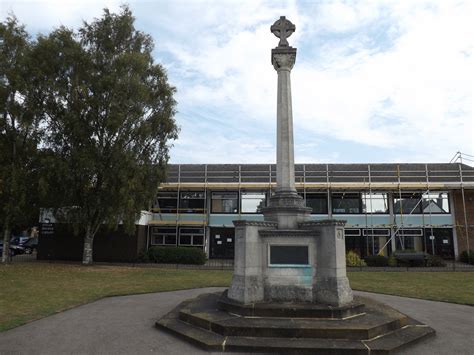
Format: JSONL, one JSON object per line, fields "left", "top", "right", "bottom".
{"left": 148, "top": 163, "right": 474, "bottom": 260}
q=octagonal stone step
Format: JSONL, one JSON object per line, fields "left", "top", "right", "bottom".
{"left": 155, "top": 291, "right": 435, "bottom": 354}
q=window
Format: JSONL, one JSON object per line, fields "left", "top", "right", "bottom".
{"left": 394, "top": 192, "right": 450, "bottom": 215}
{"left": 241, "top": 192, "right": 266, "bottom": 213}
{"left": 393, "top": 193, "right": 422, "bottom": 214}
{"left": 305, "top": 193, "right": 328, "bottom": 214}
{"left": 422, "top": 192, "right": 450, "bottom": 214}
{"left": 344, "top": 229, "right": 361, "bottom": 236}
{"left": 395, "top": 229, "right": 423, "bottom": 251}
{"left": 155, "top": 191, "right": 178, "bottom": 213}
{"left": 332, "top": 193, "right": 361, "bottom": 214}
{"left": 179, "top": 228, "right": 205, "bottom": 246}
{"left": 211, "top": 192, "right": 238, "bottom": 213}
{"left": 362, "top": 193, "right": 388, "bottom": 214}
{"left": 150, "top": 227, "right": 177, "bottom": 246}
{"left": 179, "top": 191, "right": 205, "bottom": 213}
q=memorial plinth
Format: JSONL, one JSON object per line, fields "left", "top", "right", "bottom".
{"left": 228, "top": 16, "right": 352, "bottom": 306}
{"left": 156, "top": 16, "right": 435, "bottom": 353}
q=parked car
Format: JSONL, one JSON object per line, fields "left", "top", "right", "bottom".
{"left": 23, "top": 237, "right": 38, "bottom": 254}
{"left": 10, "top": 236, "right": 30, "bottom": 246}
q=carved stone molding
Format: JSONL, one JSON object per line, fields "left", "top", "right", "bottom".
{"left": 233, "top": 220, "right": 278, "bottom": 227}
{"left": 272, "top": 52, "right": 296, "bottom": 71}
{"left": 299, "top": 219, "right": 347, "bottom": 228}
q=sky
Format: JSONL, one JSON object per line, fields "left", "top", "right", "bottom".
{"left": 1, "top": 0, "right": 473, "bottom": 164}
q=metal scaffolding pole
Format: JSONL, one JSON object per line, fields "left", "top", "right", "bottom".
{"left": 459, "top": 163, "right": 471, "bottom": 263}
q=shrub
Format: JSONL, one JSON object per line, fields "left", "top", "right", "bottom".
{"left": 387, "top": 256, "right": 397, "bottom": 267}
{"left": 145, "top": 246, "right": 207, "bottom": 265}
{"left": 460, "top": 250, "right": 474, "bottom": 265}
{"left": 364, "top": 255, "right": 388, "bottom": 267}
{"left": 426, "top": 255, "right": 446, "bottom": 267}
{"left": 346, "top": 250, "right": 367, "bottom": 267}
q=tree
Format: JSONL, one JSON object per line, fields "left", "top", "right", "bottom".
{"left": 35, "top": 6, "right": 178, "bottom": 264}
{"left": 0, "top": 17, "right": 43, "bottom": 263}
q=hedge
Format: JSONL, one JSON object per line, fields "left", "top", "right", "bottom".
{"left": 142, "top": 246, "right": 207, "bottom": 265}
{"left": 460, "top": 250, "right": 474, "bottom": 265}
{"left": 364, "top": 255, "right": 389, "bottom": 267}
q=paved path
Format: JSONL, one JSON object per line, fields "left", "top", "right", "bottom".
{"left": 0, "top": 288, "right": 472, "bottom": 355}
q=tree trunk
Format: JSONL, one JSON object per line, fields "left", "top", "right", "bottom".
{"left": 82, "top": 225, "right": 94, "bottom": 265}
{"left": 2, "top": 224, "right": 11, "bottom": 264}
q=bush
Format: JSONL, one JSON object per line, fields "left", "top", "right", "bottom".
{"left": 364, "top": 255, "right": 388, "bottom": 267}
{"left": 144, "top": 246, "right": 207, "bottom": 265}
{"left": 460, "top": 250, "right": 474, "bottom": 265}
{"left": 346, "top": 250, "right": 367, "bottom": 267}
{"left": 387, "top": 256, "right": 397, "bottom": 267}
{"left": 426, "top": 255, "right": 447, "bottom": 267}
{"left": 393, "top": 251, "right": 427, "bottom": 267}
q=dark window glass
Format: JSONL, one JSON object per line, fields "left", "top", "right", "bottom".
{"left": 344, "top": 229, "right": 361, "bottom": 236}
{"left": 179, "top": 235, "right": 192, "bottom": 245}
{"left": 155, "top": 192, "right": 178, "bottom": 213}
{"left": 192, "top": 235, "right": 204, "bottom": 246}
{"left": 179, "top": 228, "right": 204, "bottom": 247}
{"left": 179, "top": 191, "right": 205, "bottom": 213}
{"left": 211, "top": 192, "right": 238, "bottom": 213}
{"left": 164, "top": 235, "right": 177, "bottom": 245}
{"left": 332, "top": 193, "right": 361, "bottom": 214}
{"left": 393, "top": 193, "right": 423, "bottom": 214}
{"left": 150, "top": 227, "right": 176, "bottom": 245}
{"left": 305, "top": 193, "right": 328, "bottom": 214}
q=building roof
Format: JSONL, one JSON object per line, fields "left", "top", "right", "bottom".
{"left": 161, "top": 163, "right": 474, "bottom": 189}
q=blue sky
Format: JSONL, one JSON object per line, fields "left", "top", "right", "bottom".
{"left": 1, "top": 0, "right": 472, "bottom": 164}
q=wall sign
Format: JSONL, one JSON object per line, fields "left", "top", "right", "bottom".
{"left": 270, "top": 245, "right": 309, "bottom": 265}
{"left": 41, "top": 223, "right": 54, "bottom": 236}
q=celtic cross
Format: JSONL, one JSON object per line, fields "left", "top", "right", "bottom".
{"left": 270, "top": 16, "right": 295, "bottom": 47}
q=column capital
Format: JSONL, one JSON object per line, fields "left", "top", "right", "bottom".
{"left": 272, "top": 47, "right": 297, "bottom": 71}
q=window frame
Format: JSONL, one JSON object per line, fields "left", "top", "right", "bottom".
{"left": 240, "top": 191, "right": 267, "bottom": 214}
{"left": 210, "top": 191, "right": 239, "bottom": 214}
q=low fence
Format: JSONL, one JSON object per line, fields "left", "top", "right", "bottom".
{"left": 7, "top": 254, "right": 474, "bottom": 271}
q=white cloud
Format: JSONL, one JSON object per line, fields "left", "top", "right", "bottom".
{"left": 2, "top": 0, "right": 472, "bottom": 164}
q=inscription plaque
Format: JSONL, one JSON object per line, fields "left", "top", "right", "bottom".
{"left": 270, "top": 245, "right": 309, "bottom": 265}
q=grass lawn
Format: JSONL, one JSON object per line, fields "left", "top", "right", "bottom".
{"left": 0, "top": 263, "right": 473, "bottom": 332}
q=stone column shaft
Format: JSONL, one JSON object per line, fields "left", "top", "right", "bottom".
{"left": 272, "top": 49, "right": 297, "bottom": 194}
{"left": 276, "top": 67, "right": 295, "bottom": 193}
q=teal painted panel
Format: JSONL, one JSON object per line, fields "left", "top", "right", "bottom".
{"left": 394, "top": 215, "right": 453, "bottom": 227}
{"left": 337, "top": 215, "right": 392, "bottom": 227}
{"left": 209, "top": 215, "right": 237, "bottom": 227}
{"left": 151, "top": 214, "right": 176, "bottom": 222}
{"left": 178, "top": 214, "right": 207, "bottom": 222}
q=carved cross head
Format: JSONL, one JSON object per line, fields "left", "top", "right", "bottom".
{"left": 270, "top": 16, "right": 295, "bottom": 47}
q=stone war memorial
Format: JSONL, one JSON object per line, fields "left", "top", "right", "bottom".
{"left": 156, "top": 16, "right": 435, "bottom": 353}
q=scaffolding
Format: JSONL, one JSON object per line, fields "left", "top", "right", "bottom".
{"left": 153, "top": 162, "right": 474, "bottom": 258}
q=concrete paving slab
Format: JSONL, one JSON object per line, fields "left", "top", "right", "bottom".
{"left": 0, "top": 288, "right": 472, "bottom": 355}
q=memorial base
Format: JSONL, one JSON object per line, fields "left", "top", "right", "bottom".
{"left": 156, "top": 291, "right": 435, "bottom": 354}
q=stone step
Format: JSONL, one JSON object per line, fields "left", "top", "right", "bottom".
{"left": 218, "top": 290, "right": 366, "bottom": 319}
{"left": 178, "top": 293, "right": 409, "bottom": 340}
{"left": 157, "top": 315, "right": 434, "bottom": 354}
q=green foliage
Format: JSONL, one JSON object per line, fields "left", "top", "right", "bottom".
{"left": 459, "top": 250, "right": 474, "bottom": 265}
{"left": 364, "top": 255, "right": 389, "bottom": 267}
{"left": 30, "top": 6, "right": 178, "bottom": 263}
{"left": 426, "top": 255, "right": 446, "bottom": 267}
{"left": 387, "top": 256, "right": 398, "bottom": 267}
{"left": 346, "top": 250, "right": 366, "bottom": 267}
{"left": 144, "top": 246, "right": 207, "bottom": 265}
{"left": 393, "top": 251, "right": 427, "bottom": 267}
{"left": 0, "top": 17, "right": 45, "bottom": 262}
